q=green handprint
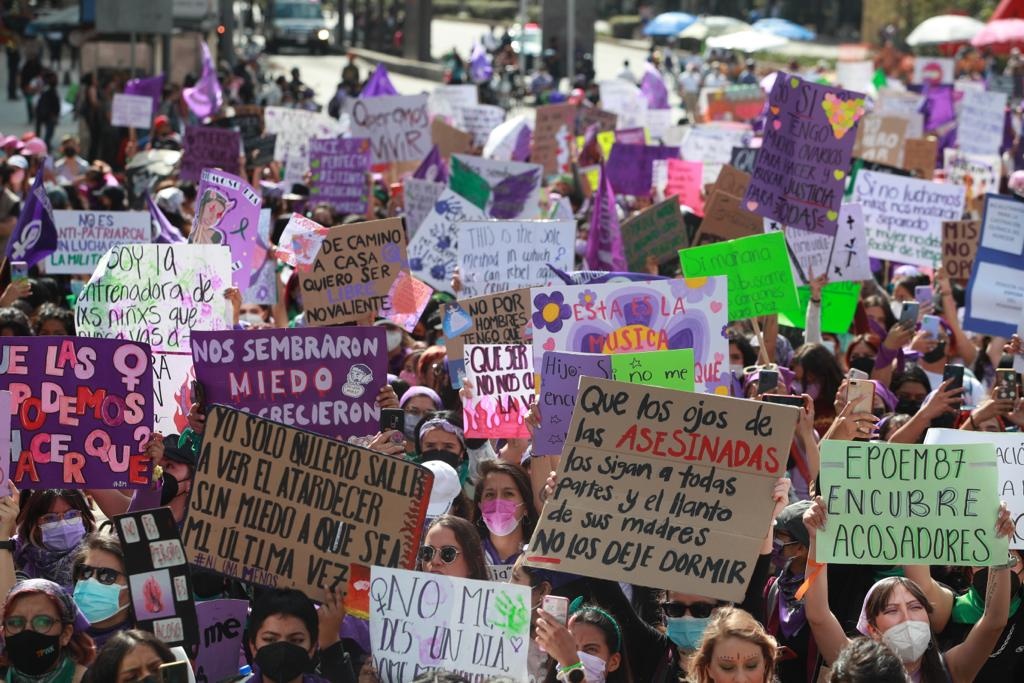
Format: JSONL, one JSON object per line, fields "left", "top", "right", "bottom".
{"left": 492, "top": 591, "right": 530, "bottom": 638}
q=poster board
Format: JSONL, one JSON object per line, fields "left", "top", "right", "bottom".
{"left": 941, "top": 220, "right": 981, "bottom": 285}
{"left": 621, "top": 195, "right": 689, "bottom": 272}
{"left": 691, "top": 190, "right": 762, "bottom": 245}
{"left": 112, "top": 93, "right": 155, "bottom": 128}
{"left": 194, "top": 599, "right": 248, "bottom": 683}
{"left": 191, "top": 169, "right": 265, "bottom": 294}
{"left": 441, "top": 289, "right": 529, "bottom": 387}
{"left": 181, "top": 126, "right": 242, "bottom": 182}
{"left": 852, "top": 115, "right": 908, "bottom": 167}
{"left": 309, "top": 137, "right": 371, "bottom": 215}
{"left": 963, "top": 194, "right": 1024, "bottom": 338}
{"left": 46, "top": 210, "right": 150, "bottom": 274}
{"left": 350, "top": 94, "right": 431, "bottom": 164}
{"left": 463, "top": 343, "right": 535, "bottom": 439}
{"left": 457, "top": 220, "right": 574, "bottom": 299}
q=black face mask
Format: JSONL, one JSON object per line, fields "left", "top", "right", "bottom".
{"left": 255, "top": 641, "right": 311, "bottom": 682}
{"left": 420, "top": 448, "right": 462, "bottom": 470}
{"left": 922, "top": 341, "right": 947, "bottom": 364}
{"left": 849, "top": 356, "right": 876, "bottom": 376}
{"left": 895, "top": 399, "right": 922, "bottom": 415}
{"left": 160, "top": 471, "right": 179, "bottom": 505}
{"left": 972, "top": 568, "right": 1022, "bottom": 602}
{"left": 5, "top": 630, "right": 62, "bottom": 675}
{"left": 191, "top": 569, "right": 226, "bottom": 599}
{"left": 62, "top": 148, "right": 76, "bottom": 158}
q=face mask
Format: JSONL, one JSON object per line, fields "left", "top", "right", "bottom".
{"left": 771, "top": 539, "right": 787, "bottom": 569}
{"left": 399, "top": 370, "right": 418, "bottom": 386}
{"left": 39, "top": 517, "right": 86, "bottom": 552}
{"left": 577, "top": 650, "right": 607, "bottom": 682}
{"left": 421, "top": 448, "right": 462, "bottom": 470}
{"left": 849, "top": 356, "right": 876, "bottom": 375}
{"left": 5, "top": 630, "right": 63, "bottom": 675}
{"left": 160, "top": 471, "right": 179, "bottom": 505}
{"left": 254, "top": 640, "right": 312, "bottom": 682}
{"left": 73, "top": 577, "right": 127, "bottom": 624}
{"left": 239, "top": 313, "right": 264, "bottom": 327}
{"left": 666, "top": 615, "right": 709, "bottom": 651}
{"left": 480, "top": 499, "right": 523, "bottom": 537}
{"left": 922, "top": 340, "right": 947, "bottom": 364}
{"left": 575, "top": 239, "right": 588, "bottom": 256}
{"left": 386, "top": 329, "right": 403, "bottom": 352}
{"left": 403, "top": 412, "right": 421, "bottom": 440}
{"left": 881, "top": 620, "right": 931, "bottom": 663}
{"left": 729, "top": 363, "right": 745, "bottom": 377}
{"left": 895, "top": 399, "right": 922, "bottom": 415}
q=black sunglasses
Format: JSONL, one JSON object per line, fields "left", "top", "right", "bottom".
{"left": 75, "top": 564, "right": 125, "bottom": 585}
{"left": 662, "top": 601, "right": 717, "bottom": 619}
{"left": 418, "top": 545, "right": 460, "bottom": 565}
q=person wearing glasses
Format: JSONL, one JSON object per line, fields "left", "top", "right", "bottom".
{"left": 418, "top": 515, "right": 489, "bottom": 581}
{"left": 13, "top": 489, "right": 95, "bottom": 588}
{"left": 1, "top": 578, "right": 95, "bottom": 682}
{"left": 70, "top": 532, "right": 133, "bottom": 648}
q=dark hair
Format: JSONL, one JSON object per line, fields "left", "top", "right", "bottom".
{"left": 474, "top": 460, "right": 538, "bottom": 541}
{"left": 544, "top": 604, "right": 633, "bottom": 683}
{"left": 792, "top": 343, "right": 843, "bottom": 417}
{"left": 72, "top": 531, "right": 125, "bottom": 581}
{"left": 891, "top": 365, "right": 932, "bottom": 395}
{"left": 728, "top": 331, "right": 758, "bottom": 368}
{"left": 81, "top": 629, "right": 175, "bottom": 683}
{"left": 845, "top": 333, "right": 880, "bottom": 365}
{"left": 829, "top": 637, "right": 907, "bottom": 683}
{"left": 863, "top": 577, "right": 946, "bottom": 683}
{"left": 862, "top": 294, "right": 897, "bottom": 330}
{"left": 18, "top": 489, "right": 96, "bottom": 544}
{"left": 0, "top": 307, "right": 32, "bottom": 336}
{"left": 421, "top": 515, "right": 489, "bottom": 581}
{"left": 249, "top": 588, "right": 319, "bottom": 646}
{"left": 891, "top": 274, "right": 930, "bottom": 300}
{"left": 413, "top": 410, "right": 465, "bottom": 459}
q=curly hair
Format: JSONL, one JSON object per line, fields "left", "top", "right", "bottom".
{"left": 33, "top": 302, "right": 75, "bottom": 335}
{"left": 688, "top": 606, "right": 777, "bottom": 683}
{"left": 0, "top": 306, "right": 32, "bottom": 336}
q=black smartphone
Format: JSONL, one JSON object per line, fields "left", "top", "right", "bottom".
{"left": 380, "top": 408, "right": 404, "bottom": 432}
{"left": 943, "top": 364, "right": 965, "bottom": 396}
{"left": 758, "top": 368, "right": 779, "bottom": 394}
{"left": 763, "top": 394, "right": 804, "bottom": 407}
{"left": 159, "top": 661, "right": 190, "bottom": 683}
{"left": 996, "top": 369, "right": 1019, "bottom": 401}
{"left": 899, "top": 301, "right": 920, "bottom": 327}
{"left": 190, "top": 380, "right": 205, "bottom": 409}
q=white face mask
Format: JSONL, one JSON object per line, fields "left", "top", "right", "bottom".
{"left": 386, "top": 328, "right": 403, "bottom": 352}
{"left": 239, "top": 313, "right": 263, "bottom": 327}
{"left": 730, "top": 363, "right": 745, "bottom": 377}
{"left": 881, "top": 620, "right": 931, "bottom": 663}
{"left": 577, "top": 651, "right": 607, "bottom": 682}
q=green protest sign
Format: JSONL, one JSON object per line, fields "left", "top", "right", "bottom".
{"left": 817, "top": 441, "right": 1008, "bottom": 566}
{"left": 778, "top": 281, "right": 860, "bottom": 334}
{"left": 679, "top": 231, "right": 798, "bottom": 320}
{"left": 450, "top": 157, "right": 491, "bottom": 210}
{"left": 610, "top": 349, "right": 695, "bottom": 392}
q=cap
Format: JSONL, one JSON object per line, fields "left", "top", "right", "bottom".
{"left": 774, "top": 499, "right": 812, "bottom": 548}
{"left": 162, "top": 434, "right": 197, "bottom": 467}
{"left": 7, "top": 155, "right": 28, "bottom": 169}
{"left": 22, "top": 137, "right": 47, "bottom": 156}
{"left": 423, "top": 460, "right": 461, "bottom": 517}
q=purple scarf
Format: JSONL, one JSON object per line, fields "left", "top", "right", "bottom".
{"left": 776, "top": 563, "right": 807, "bottom": 639}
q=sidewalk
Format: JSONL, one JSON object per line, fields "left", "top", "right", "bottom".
{"left": 0, "top": 53, "right": 79, "bottom": 149}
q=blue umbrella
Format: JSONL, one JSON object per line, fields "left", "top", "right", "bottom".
{"left": 752, "top": 18, "right": 816, "bottom": 41}
{"left": 643, "top": 12, "right": 697, "bottom": 37}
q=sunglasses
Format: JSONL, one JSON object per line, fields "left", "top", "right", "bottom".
{"left": 418, "top": 545, "right": 460, "bottom": 565}
{"left": 661, "top": 601, "right": 717, "bottom": 619}
{"left": 75, "top": 564, "right": 125, "bottom": 585}
{"left": 4, "top": 615, "right": 59, "bottom": 634}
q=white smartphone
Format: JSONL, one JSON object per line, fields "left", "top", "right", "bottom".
{"left": 848, "top": 368, "right": 869, "bottom": 381}
{"left": 542, "top": 595, "right": 568, "bottom": 624}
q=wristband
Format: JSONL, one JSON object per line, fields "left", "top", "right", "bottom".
{"left": 558, "top": 662, "right": 583, "bottom": 674}
{"left": 0, "top": 539, "right": 13, "bottom": 552}
{"left": 809, "top": 297, "right": 821, "bottom": 305}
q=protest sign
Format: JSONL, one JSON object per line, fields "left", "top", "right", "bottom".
{"left": 195, "top": 600, "right": 248, "bottom": 683}
{"left": 483, "top": 116, "right": 530, "bottom": 162}
{"left": 192, "top": 327, "right": 387, "bottom": 440}
{"left": 276, "top": 213, "right": 328, "bottom": 272}
{"left": 457, "top": 220, "right": 574, "bottom": 298}
{"left": 113, "top": 508, "right": 198, "bottom": 649}
{"left": 534, "top": 352, "right": 613, "bottom": 456}
{"left": 524, "top": 377, "right": 799, "bottom": 601}
{"left": 181, "top": 126, "right": 241, "bottom": 182}
{"left": 379, "top": 271, "right": 433, "bottom": 332}
{"left": 245, "top": 208, "right": 277, "bottom": 306}
{"left": 370, "top": 567, "right": 530, "bottom": 683}
{"left": 0, "top": 391, "right": 9, "bottom": 486}
{"left": 264, "top": 107, "right": 346, "bottom": 176}
{"left": 621, "top": 196, "right": 689, "bottom": 272}
{"left": 152, "top": 352, "right": 193, "bottom": 435}
{"left": 46, "top": 210, "right": 149, "bottom": 274}
{"left": 852, "top": 170, "right": 965, "bottom": 267}
{"left": 529, "top": 278, "right": 730, "bottom": 394}
{"left": 835, "top": 60, "right": 875, "bottom": 94}
{"left": 431, "top": 118, "right": 474, "bottom": 159}
{"left": 403, "top": 177, "right": 445, "bottom": 238}
{"left": 192, "top": 169, "right": 265, "bottom": 293}
{"left": 246, "top": 135, "right": 277, "bottom": 167}
{"left": 852, "top": 115, "right": 907, "bottom": 167}
{"left": 664, "top": 158, "right": 704, "bottom": 214}
{"left": 463, "top": 344, "right": 535, "bottom": 439}
{"left": 0, "top": 338, "right": 152, "bottom": 488}
{"left": 451, "top": 154, "right": 543, "bottom": 220}
{"left": 301, "top": 217, "right": 409, "bottom": 325}
{"left": 942, "top": 220, "right": 981, "bottom": 285}
{"left": 702, "top": 85, "right": 766, "bottom": 123}
{"left": 730, "top": 146, "right": 758, "bottom": 174}
{"left": 309, "top": 137, "right": 371, "bottom": 215}
{"left": 692, "top": 190, "right": 762, "bottom": 245}
{"left": 598, "top": 80, "right": 647, "bottom": 129}
{"left": 957, "top": 90, "right": 1007, "bottom": 156}
{"left": 711, "top": 164, "right": 752, "bottom": 199}
{"left": 681, "top": 124, "right": 749, "bottom": 186}
{"left": 112, "top": 93, "right": 155, "bottom": 128}
{"left": 778, "top": 280, "right": 861, "bottom": 334}
{"left": 211, "top": 105, "right": 264, "bottom": 152}
{"left": 825, "top": 203, "right": 873, "bottom": 282}
{"left": 608, "top": 349, "right": 695, "bottom": 392}
{"left": 532, "top": 103, "right": 576, "bottom": 175}
{"left": 745, "top": 74, "right": 865, "bottom": 233}
{"left": 577, "top": 107, "right": 618, "bottom": 135}
{"left": 964, "top": 194, "right": 1024, "bottom": 338}
{"left": 764, "top": 219, "right": 833, "bottom": 285}
{"left": 76, "top": 244, "right": 232, "bottom": 353}
{"left": 816, "top": 440, "right": 1008, "bottom": 565}
{"left": 943, "top": 150, "right": 1001, "bottom": 204}
{"left": 680, "top": 231, "right": 799, "bottom": 320}
{"left": 408, "top": 188, "right": 487, "bottom": 293}
{"left": 913, "top": 57, "right": 954, "bottom": 84}
{"left": 182, "top": 406, "right": 432, "bottom": 592}
{"left": 456, "top": 104, "right": 507, "bottom": 149}
{"left": 350, "top": 94, "right": 430, "bottom": 165}
{"left": 442, "top": 289, "right": 529, "bottom": 387}
{"left": 902, "top": 138, "right": 937, "bottom": 180}
{"left": 427, "top": 84, "right": 478, "bottom": 122}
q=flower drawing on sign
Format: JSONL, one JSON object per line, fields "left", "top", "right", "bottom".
{"left": 532, "top": 291, "right": 571, "bottom": 333}
{"left": 342, "top": 364, "right": 373, "bottom": 398}
{"left": 578, "top": 289, "right": 597, "bottom": 307}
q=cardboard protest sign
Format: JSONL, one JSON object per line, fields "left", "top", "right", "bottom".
{"left": 0, "top": 338, "right": 152, "bottom": 488}
{"left": 816, "top": 440, "right": 1008, "bottom": 565}
{"left": 456, "top": 104, "right": 506, "bottom": 149}
{"left": 351, "top": 94, "right": 430, "bottom": 165}
{"left": 113, "top": 508, "right": 199, "bottom": 649}
{"left": 902, "top": 138, "right": 937, "bottom": 179}
{"left": 730, "top": 147, "right": 758, "bottom": 174}
{"left": 852, "top": 115, "right": 907, "bottom": 167}
{"left": 370, "top": 567, "right": 531, "bottom": 683}
{"left": 309, "top": 137, "right": 371, "bottom": 215}
{"left": 264, "top": 107, "right": 346, "bottom": 177}
{"left": 301, "top": 217, "right": 409, "bottom": 325}
{"left": 46, "top": 210, "right": 149, "bottom": 274}
{"left": 191, "top": 169, "right": 265, "bottom": 294}
{"left": 195, "top": 599, "right": 248, "bottom": 683}
{"left": 152, "top": 352, "right": 193, "bottom": 435}
{"left": 407, "top": 188, "right": 486, "bottom": 293}
{"left": 183, "top": 406, "right": 433, "bottom": 592}
{"left": 778, "top": 280, "right": 861, "bottom": 334}
{"left": 442, "top": 289, "right": 529, "bottom": 387}
{"left": 463, "top": 344, "right": 535, "bottom": 439}
{"left": 403, "top": 177, "right": 445, "bottom": 238}
{"left": 621, "top": 196, "right": 689, "bottom": 272}
{"left": 598, "top": 79, "right": 647, "bottom": 129}
{"left": 692, "top": 190, "right": 762, "bottom": 245}
{"left": 532, "top": 103, "right": 576, "bottom": 175}
{"left": 942, "top": 220, "right": 981, "bottom": 285}
{"left": 112, "top": 93, "right": 155, "bottom": 128}
{"left": 192, "top": 327, "right": 387, "bottom": 440}
{"left": 665, "top": 158, "right": 705, "bottom": 214}
{"left": 524, "top": 377, "right": 799, "bottom": 601}
{"left": 451, "top": 154, "right": 543, "bottom": 220}
{"left": 943, "top": 150, "right": 1001, "bottom": 204}
{"left": 681, "top": 124, "right": 750, "bottom": 186}
{"left": 431, "top": 118, "right": 474, "bottom": 159}
{"left": 852, "top": 170, "right": 965, "bottom": 267}
{"left": 957, "top": 90, "right": 1007, "bottom": 156}
{"left": 964, "top": 194, "right": 1024, "bottom": 338}
{"left": 711, "top": 164, "right": 751, "bottom": 199}
{"left": 181, "top": 126, "right": 241, "bottom": 182}
{"left": 529, "top": 278, "right": 730, "bottom": 394}
{"left": 577, "top": 107, "right": 618, "bottom": 135}
{"left": 457, "top": 220, "right": 574, "bottom": 299}
{"left": 76, "top": 244, "right": 232, "bottom": 353}
{"left": 680, "top": 231, "right": 799, "bottom": 320}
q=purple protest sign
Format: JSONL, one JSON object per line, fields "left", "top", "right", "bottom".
{"left": 0, "top": 338, "right": 153, "bottom": 489}
{"left": 310, "top": 137, "right": 371, "bottom": 215}
{"left": 181, "top": 126, "right": 242, "bottom": 182}
{"left": 195, "top": 599, "right": 248, "bottom": 683}
{"left": 191, "top": 327, "right": 387, "bottom": 440}
{"left": 744, "top": 73, "right": 866, "bottom": 234}
{"left": 191, "top": 169, "right": 265, "bottom": 293}
{"left": 533, "top": 352, "right": 611, "bottom": 455}
{"left": 615, "top": 128, "right": 647, "bottom": 145}
{"left": 125, "top": 75, "right": 165, "bottom": 118}
{"left": 605, "top": 144, "right": 679, "bottom": 196}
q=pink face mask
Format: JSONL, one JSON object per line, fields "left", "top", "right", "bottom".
{"left": 480, "top": 499, "right": 523, "bottom": 537}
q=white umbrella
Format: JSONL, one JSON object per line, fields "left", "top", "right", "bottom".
{"left": 906, "top": 15, "right": 985, "bottom": 46}
{"left": 705, "top": 30, "right": 789, "bottom": 53}
{"left": 678, "top": 16, "right": 751, "bottom": 41}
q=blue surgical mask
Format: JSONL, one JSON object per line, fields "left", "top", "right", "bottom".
{"left": 73, "top": 578, "right": 127, "bottom": 624}
{"left": 666, "top": 615, "right": 710, "bottom": 651}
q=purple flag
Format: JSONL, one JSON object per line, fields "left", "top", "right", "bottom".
{"left": 125, "top": 74, "right": 165, "bottom": 118}
{"left": 360, "top": 65, "right": 399, "bottom": 98}
{"left": 469, "top": 42, "right": 493, "bottom": 83}
{"left": 5, "top": 166, "right": 57, "bottom": 267}
{"left": 605, "top": 143, "right": 679, "bottom": 196}
{"left": 511, "top": 124, "right": 532, "bottom": 162}
{"left": 912, "top": 84, "right": 955, "bottom": 131}
{"left": 585, "top": 163, "right": 627, "bottom": 271}
{"left": 413, "top": 145, "right": 449, "bottom": 183}
{"left": 147, "top": 193, "right": 185, "bottom": 244}
{"left": 183, "top": 41, "right": 223, "bottom": 119}
{"left": 640, "top": 62, "right": 669, "bottom": 110}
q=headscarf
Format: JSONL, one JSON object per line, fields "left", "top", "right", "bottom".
{"left": 4, "top": 578, "right": 91, "bottom": 632}
{"left": 418, "top": 417, "right": 465, "bottom": 449}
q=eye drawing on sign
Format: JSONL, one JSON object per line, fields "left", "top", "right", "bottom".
{"left": 192, "top": 188, "right": 235, "bottom": 245}
{"left": 342, "top": 364, "right": 373, "bottom": 398}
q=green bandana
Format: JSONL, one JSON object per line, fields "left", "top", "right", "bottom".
{"left": 873, "top": 566, "right": 905, "bottom": 581}
{"left": 952, "top": 586, "right": 1022, "bottom": 625}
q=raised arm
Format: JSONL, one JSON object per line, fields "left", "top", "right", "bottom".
{"left": 801, "top": 496, "right": 852, "bottom": 665}
{"left": 901, "top": 564, "right": 954, "bottom": 633}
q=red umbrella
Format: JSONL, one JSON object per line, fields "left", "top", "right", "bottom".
{"left": 971, "top": 18, "right": 1024, "bottom": 52}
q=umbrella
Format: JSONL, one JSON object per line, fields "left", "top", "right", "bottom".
{"left": 706, "top": 30, "right": 789, "bottom": 53}
{"left": 678, "top": 16, "right": 751, "bottom": 41}
{"left": 972, "top": 18, "right": 1024, "bottom": 48}
{"left": 643, "top": 12, "right": 697, "bottom": 37}
{"left": 752, "top": 18, "right": 816, "bottom": 41}
{"left": 906, "top": 15, "right": 985, "bottom": 46}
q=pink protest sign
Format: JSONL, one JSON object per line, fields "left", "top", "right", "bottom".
{"left": 191, "top": 169, "right": 265, "bottom": 293}
{"left": 0, "top": 338, "right": 153, "bottom": 488}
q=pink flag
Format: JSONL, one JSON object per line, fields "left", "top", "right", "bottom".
{"left": 183, "top": 41, "right": 223, "bottom": 119}
{"left": 585, "top": 163, "right": 627, "bottom": 271}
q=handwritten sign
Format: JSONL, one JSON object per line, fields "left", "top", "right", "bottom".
{"left": 370, "top": 567, "right": 530, "bottom": 682}
{"left": 264, "top": 107, "right": 346, "bottom": 176}
{"left": 764, "top": 219, "right": 833, "bottom": 285}
{"left": 958, "top": 90, "right": 1007, "bottom": 156}
{"left": 408, "top": 188, "right": 486, "bottom": 293}
{"left": 824, "top": 203, "right": 873, "bottom": 282}
{"left": 816, "top": 440, "right": 1007, "bottom": 565}
{"left": 457, "top": 220, "right": 574, "bottom": 298}
{"left": 192, "top": 327, "right": 387, "bottom": 440}
{"left": 682, "top": 125, "right": 750, "bottom": 186}
{"left": 692, "top": 190, "right": 762, "bottom": 245}
{"left": 192, "top": 169, "right": 264, "bottom": 294}
{"left": 456, "top": 104, "right": 506, "bottom": 149}
{"left": 621, "top": 196, "right": 689, "bottom": 272}
{"left": 152, "top": 352, "right": 192, "bottom": 436}
{"left": 403, "top": 177, "right": 444, "bottom": 238}
{"left": 524, "top": 377, "right": 799, "bottom": 601}
{"left": 665, "top": 158, "right": 705, "bottom": 214}
{"left": 195, "top": 599, "right": 248, "bottom": 683}
{"left": 963, "top": 194, "right": 1024, "bottom": 338}
{"left": 778, "top": 280, "right": 861, "bottom": 334}
{"left": 351, "top": 94, "right": 430, "bottom": 164}
{"left": 442, "top": 289, "right": 529, "bottom": 387}
{"left": 532, "top": 103, "right": 576, "bottom": 175}
{"left": 943, "top": 150, "right": 1001, "bottom": 203}
{"left": 902, "top": 138, "right": 937, "bottom": 179}
{"left": 852, "top": 115, "right": 907, "bottom": 167}
{"left": 598, "top": 80, "right": 647, "bottom": 129}
{"left": 181, "top": 126, "right": 241, "bottom": 182}
{"left": 428, "top": 84, "right": 478, "bottom": 122}
{"left": 942, "top": 220, "right": 981, "bottom": 284}
{"left": 463, "top": 344, "right": 535, "bottom": 439}
{"left": 730, "top": 147, "right": 758, "bottom": 174}
{"left": 979, "top": 194, "right": 1024, "bottom": 255}
{"left": 534, "top": 352, "right": 612, "bottom": 456}
{"left": 309, "top": 137, "right": 371, "bottom": 215}
{"left": 46, "top": 210, "right": 149, "bottom": 274}
{"left": 183, "top": 405, "right": 432, "bottom": 593}
{"left": 452, "top": 154, "right": 543, "bottom": 220}
{"left": 112, "top": 93, "right": 155, "bottom": 128}
{"left": 431, "top": 118, "right": 474, "bottom": 159}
